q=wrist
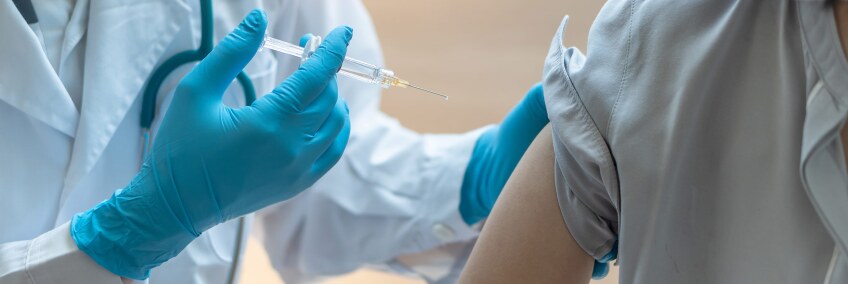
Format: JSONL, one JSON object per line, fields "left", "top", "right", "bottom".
{"left": 70, "top": 168, "right": 196, "bottom": 280}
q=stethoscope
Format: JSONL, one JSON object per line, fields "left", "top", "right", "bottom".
{"left": 13, "top": 0, "right": 251, "bottom": 282}
{"left": 140, "top": 1, "right": 251, "bottom": 284}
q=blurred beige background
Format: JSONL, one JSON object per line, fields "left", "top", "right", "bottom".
{"left": 240, "top": 1, "right": 614, "bottom": 283}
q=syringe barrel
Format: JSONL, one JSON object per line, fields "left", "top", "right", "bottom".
{"left": 262, "top": 35, "right": 395, "bottom": 88}
{"left": 261, "top": 36, "right": 304, "bottom": 58}
{"left": 339, "top": 58, "right": 399, "bottom": 88}
{"left": 299, "top": 35, "right": 396, "bottom": 88}
{"left": 337, "top": 57, "right": 385, "bottom": 87}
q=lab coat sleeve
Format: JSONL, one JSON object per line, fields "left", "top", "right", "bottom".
{"left": 248, "top": 0, "right": 488, "bottom": 282}
{"left": 0, "top": 223, "right": 124, "bottom": 284}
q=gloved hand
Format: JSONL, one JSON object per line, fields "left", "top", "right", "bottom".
{"left": 459, "top": 83, "right": 548, "bottom": 225}
{"left": 591, "top": 243, "right": 617, "bottom": 279}
{"left": 71, "top": 9, "right": 352, "bottom": 280}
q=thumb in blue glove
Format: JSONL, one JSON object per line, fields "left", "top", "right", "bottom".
{"left": 71, "top": 9, "right": 352, "bottom": 279}
{"left": 460, "top": 83, "right": 548, "bottom": 225}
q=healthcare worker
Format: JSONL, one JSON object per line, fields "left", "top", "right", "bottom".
{"left": 0, "top": 1, "right": 548, "bottom": 284}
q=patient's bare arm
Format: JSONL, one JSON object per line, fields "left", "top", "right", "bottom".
{"left": 834, "top": 0, "right": 848, "bottom": 170}
{"left": 458, "top": 128, "right": 593, "bottom": 284}
{"left": 836, "top": 1, "right": 847, "bottom": 58}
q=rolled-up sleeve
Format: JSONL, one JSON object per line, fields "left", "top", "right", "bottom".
{"left": 546, "top": 80, "right": 620, "bottom": 260}
{"left": 542, "top": 13, "right": 626, "bottom": 261}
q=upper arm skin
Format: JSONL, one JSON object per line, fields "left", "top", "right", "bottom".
{"left": 836, "top": 2, "right": 848, "bottom": 58}
{"left": 459, "top": 128, "right": 593, "bottom": 284}
{"left": 835, "top": 2, "right": 848, "bottom": 159}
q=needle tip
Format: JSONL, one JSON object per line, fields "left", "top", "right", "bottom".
{"left": 402, "top": 82, "right": 448, "bottom": 100}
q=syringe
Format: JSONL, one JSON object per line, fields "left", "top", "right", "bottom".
{"left": 261, "top": 35, "right": 448, "bottom": 100}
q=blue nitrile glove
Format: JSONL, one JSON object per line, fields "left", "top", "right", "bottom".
{"left": 459, "top": 83, "right": 548, "bottom": 225}
{"left": 70, "top": 10, "right": 352, "bottom": 280}
{"left": 592, "top": 243, "right": 617, "bottom": 279}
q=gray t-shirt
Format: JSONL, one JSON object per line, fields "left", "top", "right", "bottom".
{"left": 544, "top": 1, "right": 848, "bottom": 283}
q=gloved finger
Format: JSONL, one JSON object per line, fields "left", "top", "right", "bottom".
{"left": 299, "top": 33, "right": 314, "bottom": 47}
{"left": 180, "top": 9, "right": 267, "bottom": 105}
{"left": 591, "top": 261, "right": 610, "bottom": 280}
{"left": 253, "top": 70, "right": 339, "bottom": 123}
{"left": 498, "top": 83, "right": 549, "bottom": 157}
{"left": 310, "top": 101, "right": 351, "bottom": 176}
{"left": 308, "top": 99, "right": 349, "bottom": 150}
{"left": 592, "top": 243, "right": 617, "bottom": 279}
{"left": 264, "top": 26, "right": 352, "bottom": 112}
{"left": 299, "top": 77, "right": 340, "bottom": 133}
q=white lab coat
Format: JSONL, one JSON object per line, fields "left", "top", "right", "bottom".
{"left": 0, "top": 0, "right": 484, "bottom": 283}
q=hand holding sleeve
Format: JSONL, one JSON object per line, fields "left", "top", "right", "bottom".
{"left": 460, "top": 83, "right": 549, "bottom": 224}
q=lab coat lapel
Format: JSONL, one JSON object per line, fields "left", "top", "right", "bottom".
{"left": 60, "top": 0, "right": 190, "bottom": 205}
{"left": 0, "top": 0, "right": 78, "bottom": 137}
{"left": 58, "top": 0, "right": 90, "bottom": 74}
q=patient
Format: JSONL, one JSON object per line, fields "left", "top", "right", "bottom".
{"left": 461, "top": 1, "right": 848, "bottom": 283}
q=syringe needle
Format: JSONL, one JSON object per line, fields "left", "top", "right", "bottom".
{"left": 400, "top": 82, "right": 449, "bottom": 100}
